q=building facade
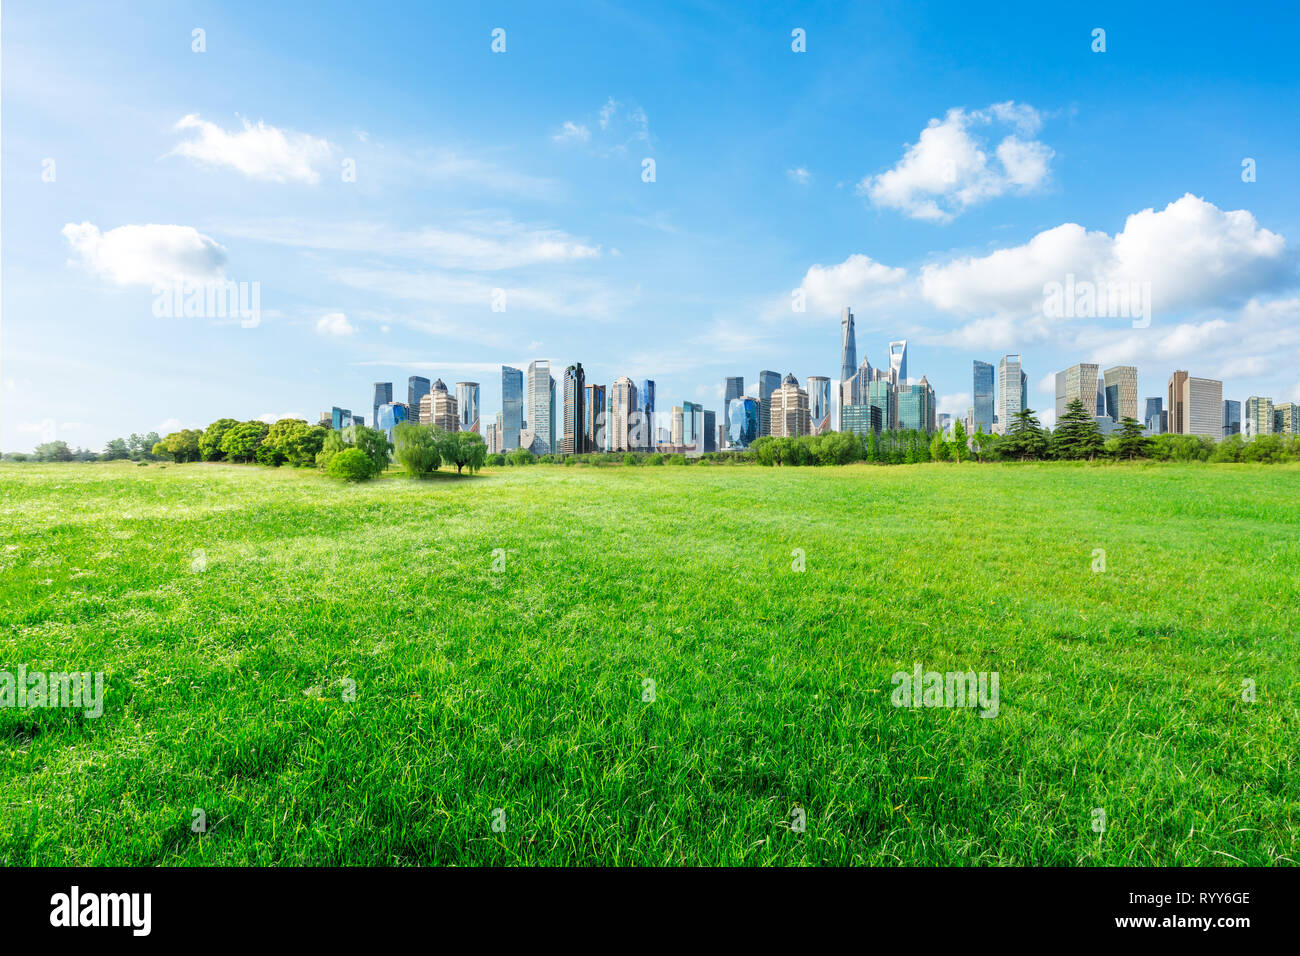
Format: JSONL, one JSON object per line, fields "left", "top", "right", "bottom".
{"left": 609, "top": 377, "right": 637, "bottom": 451}
{"left": 1056, "top": 363, "right": 1100, "bottom": 421}
{"left": 769, "top": 374, "right": 810, "bottom": 438}
{"left": 456, "top": 382, "right": 480, "bottom": 433}
{"left": 841, "top": 403, "right": 882, "bottom": 438}
{"left": 562, "top": 363, "right": 585, "bottom": 455}
{"left": 973, "top": 361, "right": 995, "bottom": 434}
{"left": 501, "top": 366, "right": 523, "bottom": 450}
{"left": 1102, "top": 366, "right": 1138, "bottom": 423}
{"left": 527, "top": 360, "right": 554, "bottom": 455}
{"left": 1244, "top": 396, "right": 1274, "bottom": 437}
{"left": 898, "top": 376, "right": 936, "bottom": 433}
{"left": 807, "top": 375, "right": 831, "bottom": 434}
{"left": 888, "top": 340, "right": 908, "bottom": 385}
{"left": 1223, "top": 399, "right": 1241, "bottom": 436}
{"left": 997, "top": 354, "right": 1025, "bottom": 435}
{"left": 583, "top": 382, "right": 605, "bottom": 453}
{"left": 757, "top": 370, "right": 780, "bottom": 437}
{"left": 420, "top": 379, "right": 459, "bottom": 431}
{"left": 1274, "top": 402, "right": 1298, "bottom": 435}
{"left": 727, "top": 397, "right": 759, "bottom": 449}
{"left": 372, "top": 382, "right": 393, "bottom": 428}
{"left": 723, "top": 376, "right": 744, "bottom": 447}
{"left": 408, "top": 377, "right": 430, "bottom": 417}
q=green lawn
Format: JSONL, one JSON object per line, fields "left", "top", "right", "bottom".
{"left": 1, "top": 459, "right": 1297, "bottom": 865}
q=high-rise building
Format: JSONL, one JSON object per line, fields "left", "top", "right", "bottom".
{"left": 703, "top": 410, "right": 717, "bottom": 452}
{"left": 1274, "top": 402, "right": 1298, "bottom": 435}
{"left": 1167, "top": 371, "right": 1188, "bottom": 434}
{"left": 372, "top": 382, "right": 393, "bottom": 427}
{"left": 973, "top": 361, "right": 995, "bottom": 434}
{"left": 898, "top": 376, "right": 936, "bottom": 433}
{"left": 1056, "top": 363, "right": 1100, "bottom": 421}
{"left": 610, "top": 377, "right": 637, "bottom": 451}
{"left": 868, "top": 378, "right": 897, "bottom": 432}
{"left": 1096, "top": 377, "right": 1106, "bottom": 417}
{"left": 420, "top": 379, "right": 458, "bottom": 431}
{"left": 1145, "top": 397, "right": 1165, "bottom": 433}
{"left": 888, "top": 340, "right": 908, "bottom": 386}
{"left": 501, "top": 366, "right": 523, "bottom": 450}
{"left": 683, "top": 401, "right": 703, "bottom": 452}
{"left": 1244, "top": 396, "right": 1274, "bottom": 438}
{"left": 1168, "top": 374, "right": 1223, "bottom": 440}
{"left": 456, "top": 382, "right": 480, "bottom": 433}
{"left": 408, "top": 377, "right": 430, "bottom": 417}
{"left": 769, "top": 374, "right": 810, "bottom": 437}
{"left": 638, "top": 379, "right": 656, "bottom": 451}
{"left": 485, "top": 421, "right": 501, "bottom": 454}
{"left": 330, "top": 407, "right": 350, "bottom": 431}
{"left": 723, "top": 376, "right": 745, "bottom": 446}
{"left": 841, "top": 404, "right": 882, "bottom": 438}
{"left": 671, "top": 406, "right": 684, "bottom": 445}
{"left": 1103, "top": 366, "right": 1138, "bottom": 423}
{"left": 757, "top": 370, "right": 781, "bottom": 436}
{"left": 727, "top": 397, "right": 760, "bottom": 448}
{"left": 840, "top": 307, "right": 857, "bottom": 383}
{"left": 807, "top": 376, "right": 831, "bottom": 434}
{"left": 562, "top": 364, "right": 585, "bottom": 455}
{"left": 583, "top": 382, "right": 605, "bottom": 453}
{"left": 526, "top": 360, "right": 553, "bottom": 455}
{"left": 1223, "top": 399, "right": 1241, "bottom": 436}
{"left": 374, "top": 402, "right": 410, "bottom": 442}
{"left": 840, "top": 357, "right": 872, "bottom": 423}
{"left": 997, "top": 354, "right": 1026, "bottom": 435}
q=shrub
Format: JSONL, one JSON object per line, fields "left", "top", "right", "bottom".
{"left": 327, "top": 448, "right": 374, "bottom": 482}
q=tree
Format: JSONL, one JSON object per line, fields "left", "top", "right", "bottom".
{"left": 1052, "top": 398, "right": 1105, "bottom": 461}
{"left": 1000, "top": 408, "right": 1050, "bottom": 461}
{"left": 1114, "top": 417, "right": 1151, "bottom": 461}
{"left": 158, "top": 429, "right": 203, "bottom": 463}
{"left": 102, "top": 437, "right": 130, "bottom": 460}
{"left": 442, "top": 430, "right": 487, "bottom": 475}
{"left": 219, "top": 421, "right": 269, "bottom": 463}
{"left": 327, "top": 448, "right": 374, "bottom": 482}
{"left": 200, "top": 419, "right": 240, "bottom": 461}
{"left": 394, "top": 422, "right": 441, "bottom": 476}
{"left": 971, "top": 428, "right": 993, "bottom": 462}
{"left": 316, "top": 429, "right": 346, "bottom": 471}
{"left": 34, "top": 441, "right": 74, "bottom": 462}
{"left": 949, "top": 421, "right": 969, "bottom": 462}
{"left": 930, "top": 431, "right": 951, "bottom": 462}
{"left": 507, "top": 447, "right": 536, "bottom": 466}
{"left": 351, "top": 425, "right": 391, "bottom": 476}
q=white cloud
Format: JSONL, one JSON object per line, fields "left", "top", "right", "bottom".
{"left": 552, "top": 121, "right": 591, "bottom": 144}
{"left": 156, "top": 418, "right": 185, "bottom": 434}
{"left": 316, "top": 312, "right": 355, "bottom": 337}
{"left": 169, "top": 114, "right": 333, "bottom": 184}
{"left": 257, "top": 412, "right": 308, "bottom": 424}
{"left": 798, "top": 254, "right": 908, "bottom": 314}
{"left": 787, "top": 167, "right": 812, "bottom": 185}
{"left": 938, "top": 392, "right": 972, "bottom": 416}
{"left": 859, "top": 102, "right": 1054, "bottom": 221}
{"left": 62, "top": 221, "right": 227, "bottom": 286}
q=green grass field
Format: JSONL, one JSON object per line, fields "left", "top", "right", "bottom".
{"left": 1, "top": 459, "right": 1297, "bottom": 866}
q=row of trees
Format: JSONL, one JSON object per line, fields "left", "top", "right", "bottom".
{"left": 5, "top": 433, "right": 165, "bottom": 463}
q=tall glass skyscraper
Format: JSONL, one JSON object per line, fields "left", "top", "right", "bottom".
{"left": 501, "top": 366, "right": 523, "bottom": 450}
{"left": 973, "top": 361, "right": 995, "bottom": 434}
{"left": 372, "top": 382, "right": 393, "bottom": 427}
{"left": 888, "top": 340, "right": 908, "bottom": 385}
{"left": 727, "top": 397, "right": 759, "bottom": 448}
{"left": 1145, "top": 397, "right": 1165, "bottom": 433}
{"left": 723, "top": 376, "right": 744, "bottom": 446}
{"left": 683, "top": 400, "right": 703, "bottom": 453}
{"left": 840, "top": 307, "right": 856, "bottom": 383}
{"left": 807, "top": 376, "right": 831, "bottom": 434}
{"left": 997, "top": 354, "right": 1025, "bottom": 434}
{"left": 408, "top": 377, "right": 430, "bottom": 417}
{"left": 757, "top": 369, "right": 780, "bottom": 436}
{"left": 637, "top": 379, "right": 656, "bottom": 451}
{"left": 1222, "top": 399, "right": 1240, "bottom": 436}
{"left": 456, "top": 382, "right": 480, "bottom": 433}
{"left": 525, "top": 360, "right": 554, "bottom": 454}
{"left": 583, "top": 382, "right": 605, "bottom": 452}
{"left": 562, "top": 363, "right": 585, "bottom": 454}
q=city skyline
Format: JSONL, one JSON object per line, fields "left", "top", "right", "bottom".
{"left": 5, "top": 2, "right": 1300, "bottom": 454}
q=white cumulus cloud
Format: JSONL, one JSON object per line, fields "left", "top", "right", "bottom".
{"left": 62, "top": 222, "right": 228, "bottom": 286}
{"left": 170, "top": 114, "right": 333, "bottom": 184}
{"left": 316, "top": 312, "right": 355, "bottom": 337}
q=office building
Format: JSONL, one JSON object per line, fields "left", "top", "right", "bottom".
{"left": 420, "top": 379, "right": 459, "bottom": 431}
{"left": 1223, "top": 399, "right": 1241, "bottom": 436}
{"left": 374, "top": 402, "right": 410, "bottom": 442}
{"left": 330, "top": 407, "right": 351, "bottom": 431}
{"left": 841, "top": 404, "right": 882, "bottom": 438}
{"left": 888, "top": 340, "right": 908, "bottom": 385}
{"left": 456, "top": 382, "right": 480, "bottom": 433}
{"left": 727, "top": 397, "right": 760, "bottom": 448}
{"left": 1244, "top": 396, "right": 1273, "bottom": 438}
{"left": 1274, "top": 402, "right": 1298, "bottom": 435}
{"left": 501, "top": 366, "right": 523, "bottom": 450}
{"left": 1167, "top": 372, "right": 1223, "bottom": 439}
{"left": 671, "top": 406, "right": 684, "bottom": 445}
{"left": 1103, "top": 366, "right": 1138, "bottom": 423}
{"left": 898, "top": 376, "right": 936, "bottom": 433}
{"left": 723, "top": 376, "right": 745, "bottom": 446}
{"left": 1056, "top": 363, "right": 1100, "bottom": 421}
{"left": 1096, "top": 377, "right": 1106, "bottom": 417}
{"left": 997, "top": 354, "right": 1026, "bottom": 435}
{"left": 637, "top": 379, "right": 656, "bottom": 451}
{"left": 609, "top": 377, "right": 637, "bottom": 451}
{"left": 683, "top": 401, "right": 703, "bottom": 451}
{"left": 1145, "top": 397, "right": 1165, "bottom": 434}
{"left": 703, "top": 410, "right": 717, "bottom": 452}
{"left": 372, "top": 382, "right": 393, "bottom": 428}
{"left": 807, "top": 376, "right": 831, "bottom": 434}
{"left": 973, "top": 361, "right": 995, "bottom": 434}
{"left": 841, "top": 307, "right": 857, "bottom": 384}
{"left": 562, "top": 363, "right": 585, "bottom": 455}
{"left": 408, "top": 376, "right": 430, "bottom": 416}
{"left": 583, "top": 382, "right": 605, "bottom": 453}
{"left": 868, "top": 378, "right": 897, "bottom": 432}
{"left": 769, "top": 374, "right": 811, "bottom": 438}
{"left": 757, "top": 370, "right": 781, "bottom": 437}
{"left": 527, "top": 360, "right": 554, "bottom": 455}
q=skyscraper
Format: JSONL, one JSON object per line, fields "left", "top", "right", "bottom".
{"left": 1167, "top": 372, "right": 1223, "bottom": 439}
{"left": 972, "top": 361, "right": 995, "bottom": 434}
{"left": 1274, "top": 402, "right": 1298, "bottom": 435}
{"left": 584, "top": 382, "right": 606, "bottom": 452}
{"left": 1223, "top": 399, "right": 1241, "bottom": 436}
{"left": 868, "top": 378, "right": 897, "bottom": 432}
{"left": 1096, "top": 376, "right": 1106, "bottom": 417}
{"left": 671, "top": 406, "right": 684, "bottom": 445}
{"left": 769, "top": 374, "right": 810, "bottom": 437}
{"left": 683, "top": 401, "right": 703, "bottom": 452}
{"left": 807, "top": 376, "right": 831, "bottom": 434}
{"left": 757, "top": 370, "right": 780, "bottom": 437}
{"left": 888, "top": 340, "right": 908, "bottom": 385}
{"left": 898, "top": 377, "right": 936, "bottom": 433}
{"left": 1167, "top": 370, "right": 1188, "bottom": 434}
{"left": 420, "top": 379, "right": 458, "bottom": 431}
{"left": 456, "top": 382, "right": 480, "bottom": 433}
{"left": 1145, "top": 397, "right": 1165, "bottom": 434}
{"left": 408, "top": 376, "right": 430, "bottom": 417}
{"left": 703, "top": 410, "right": 717, "bottom": 453}
{"left": 638, "top": 379, "right": 656, "bottom": 451}
{"left": 997, "top": 354, "right": 1025, "bottom": 434}
{"left": 1103, "top": 366, "right": 1138, "bottom": 423}
{"left": 723, "top": 376, "right": 745, "bottom": 446}
{"left": 1244, "top": 396, "right": 1274, "bottom": 437}
{"left": 840, "top": 307, "right": 857, "bottom": 383}
{"left": 527, "top": 360, "right": 553, "bottom": 455}
{"left": 610, "top": 377, "right": 637, "bottom": 451}
{"left": 727, "top": 397, "right": 760, "bottom": 448}
{"left": 561, "top": 364, "right": 585, "bottom": 454}
{"left": 501, "top": 366, "right": 523, "bottom": 450}
{"left": 372, "top": 382, "right": 393, "bottom": 427}
{"left": 1056, "top": 363, "right": 1100, "bottom": 421}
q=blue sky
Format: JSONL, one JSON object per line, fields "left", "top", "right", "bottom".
{"left": 4, "top": 0, "right": 1299, "bottom": 450}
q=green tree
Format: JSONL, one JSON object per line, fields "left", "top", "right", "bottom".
{"left": 949, "top": 421, "right": 969, "bottom": 462}
{"left": 443, "top": 431, "right": 487, "bottom": 475}
{"left": 35, "top": 440, "right": 74, "bottom": 462}
{"left": 1052, "top": 398, "right": 1105, "bottom": 461}
{"left": 219, "top": 421, "right": 269, "bottom": 463}
{"left": 394, "top": 423, "right": 441, "bottom": 477}
{"left": 102, "top": 437, "right": 130, "bottom": 460}
{"left": 199, "top": 419, "right": 240, "bottom": 461}
{"left": 930, "top": 431, "right": 951, "bottom": 462}
{"left": 351, "top": 425, "right": 391, "bottom": 476}
{"left": 327, "top": 448, "right": 374, "bottom": 482}
{"left": 158, "top": 429, "right": 203, "bottom": 463}
{"left": 1000, "top": 408, "right": 1050, "bottom": 461}
{"left": 1114, "top": 417, "right": 1151, "bottom": 460}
